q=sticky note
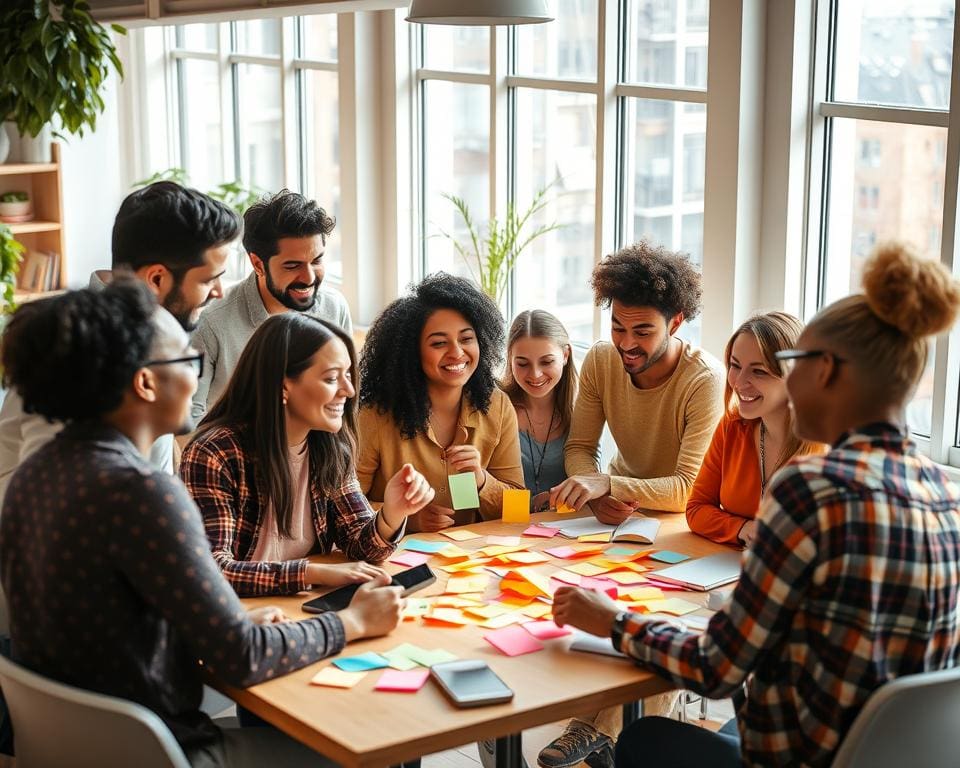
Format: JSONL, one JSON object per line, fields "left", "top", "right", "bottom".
{"left": 332, "top": 652, "right": 390, "bottom": 672}
{"left": 523, "top": 525, "right": 559, "bottom": 538}
{"left": 484, "top": 624, "right": 545, "bottom": 656}
{"left": 520, "top": 602, "right": 553, "bottom": 619}
{"left": 636, "top": 598, "right": 701, "bottom": 616}
{"left": 481, "top": 612, "right": 525, "bottom": 629}
{"left": 390, "top": 551, "right": 431, "bottom": 568}
{"left": 603, "top": 571, "right": 649, "bottom": 585}
{"left": 478, "top": 544, "right": 527, "bottom": 558}
{"left": 487, "top": 535, "right": 522, "bottom": 546}
{"left": 564, "top": 561, "right": 610, "bottom": 577}
{"left": 557, "top": 502, "right": 577, "bottom": 515}
{"left": 521, "top": 620, "right": 572, "bottom": 640}
{"left": 449, "top": 472, "right": 481, "bottom": 510}
{"left": 382, "top": 651, "right": 420, "bottom": 671}
{"left": 463, "top": 603, "right": 513, "bottom": 619}
{"left": 444, "top": 574, "right": 489, "bottom": 594}
{"left": 494, "top": 593, "right": 535, "bottom": 607}
{"left": 424, "top": 608, "right": 472, "bottom": 626}
{"left": 544, "top": 545, "right": 579, "bottom": 559}
{"left": 375, "top": 668, "right": 431, "bottom": 692}
{"left": 650, "top": 551, "right": 690, "bottom": 564}
{"left": 399, "top": 538, "right": 450, "bottom": 554}
{"left": 440, "top": 528, "right": 482, "bottom": 541}
{"left": 310, "top": 667, "right": 367, "bottom": 688}
{"left": 605, "top": 546, "right": 642, "bottom": 558}
{"left": 550, "top": 572, "right": 581, "bottom": 587}
{"left": 401, "top": 598, "right": 431, "bottom": 620}
{"left": 500, "top": 566, "right": 553, "bottom": 598}
{"left": 434, "top": 595, "right": 483, "bottom": 608}
{"left": 580, "top": 577, "right": 618, "bottom": 597}
{"left": 406, "top": 647, "right": 458, "bottom": 667}
{"left": 578, "top": 532, "right": 612, "bottom": 543}
{"left": 502, "top": 489, "right": 531, "bottom": 523}
{"left": 495, "top": 550, "right": 550, "bottom": 565}
{"left": 621, "top": 586, "right": 664, "bottom": 602}
{"left": 435, "top": 544, "right": 472, "bottom": 560}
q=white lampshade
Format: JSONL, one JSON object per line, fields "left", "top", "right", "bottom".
{"left": 406, "top": 0, "right": 553, "bottom": 25}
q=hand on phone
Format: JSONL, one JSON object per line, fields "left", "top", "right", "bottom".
{"left": 337, "top": 572, "right": 403, "bottom": 641}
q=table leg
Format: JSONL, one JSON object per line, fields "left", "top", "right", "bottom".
{"left": 622, "top": 700, "right": 642, "bottom": 727}
{"left": 495, "top": 733, "right": 523, "bottom": 768}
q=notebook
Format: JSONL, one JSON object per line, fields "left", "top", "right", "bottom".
{"left": 650, "top": 551, "right": 742, "bottom": 591}
{"left": 611, "top": 516, "right": 660, "bottom": 544}
{"left": 541, "top": 517, "right": 616, "bottom": 539}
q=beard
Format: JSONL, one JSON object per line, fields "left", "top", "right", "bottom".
{"left": 265, "top": 268, "right": 320, "bottom": 312}
{"left": 162, "top": 283, "right": 201, "bottom": 332}
{"left": 620, "top": 334, "right": 670, "bottom": 375}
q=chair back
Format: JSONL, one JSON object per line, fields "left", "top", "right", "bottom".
{"left": 0, "top": 653, "right": 191, "bottom": 768}
{"left": 832, "top": 665, "right": 960, "bottom": 768}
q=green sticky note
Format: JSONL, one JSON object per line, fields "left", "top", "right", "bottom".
{"left": 651, "top": 550, "right": 690, "bottom": 564}
{"left": 382, "top": 651, "right": 420, "bottom": 671}
{"left": 448, "top": 472, "right": 481, "bottom": 510}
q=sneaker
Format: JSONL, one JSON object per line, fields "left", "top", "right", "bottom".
{"left": 478, "top": 739, "right": 530, "bottom": 768}
{"left": 583, "top": 742, "right": 614, "bottom": 768}
{"left": 537, "top": 719, "right": 613, "bottom": 768}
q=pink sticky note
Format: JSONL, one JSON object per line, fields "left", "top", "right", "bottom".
{"left": 390, "top": 551, "right": 431, "bottom": 567}
{"left": 375, "top": 668, "right": 431, "bottom": 692}
{"left": 487, "top": 535, "right": 522, "bottom": 546}
{"left": 523, "top": 525, "right": 559, "bottom": 538}
{"left": 484, "top": 624, "right": 545, "bottom": 656}
{"left": 522, "top": 620, "right": 572, "bottom": 640}
{"left": 544, "top": 545, "right": 579, "bottom": 559}
{"left": 580, "top": 577, "right": 618, "bottom": 598}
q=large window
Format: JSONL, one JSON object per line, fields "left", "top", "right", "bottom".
{"left": 416, "top": 0, "right": 708, "bottom": 348}
{"left": 169, "top": 16, "right": 342, "bottom": 280}
{"left": 809, "top": 1, "right": 958, "bottom": 457}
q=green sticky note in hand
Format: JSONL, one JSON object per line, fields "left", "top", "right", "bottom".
{"left": 448, "top": 471, "right": 481, "bottom": 510}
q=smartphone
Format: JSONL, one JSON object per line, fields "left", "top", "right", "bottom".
{"left": 301, "top": 564, "right": 437, "bottom": 614}
{"left": 430, "top": 660, "right": 514, "bottom": 708}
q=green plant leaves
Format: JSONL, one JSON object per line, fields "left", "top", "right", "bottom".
{"left": 0, "top": 225, "right": 25, "bottom": 313}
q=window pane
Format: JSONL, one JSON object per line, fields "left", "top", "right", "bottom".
{"left": 833, "top": 2, "right": 953, "bottom": 109}
{"left": 177, "top": 59, "right": 223, "bottom": 193}
{"left": 823, "top": 118, "right": 947, "bottom": 436}
{"left": 299, "top": 69, "right": 341, "bottom": 281}
{"left": 300, "top": 14, "right": 337, "bottom": 61}
{"left": 625, "top": 0, "right": 709, "bottom": 88}
{"left": 422, "top": 81, "right": 490, "bottom": 279}
{"left": 236, "top": 63, "right": 284, "bottom": 193}
{"left": 514, "top": 0, "right": 597, "bottom": 81}
{"left": 423, "top": 26, "right": 489, "bottom": 72}
{"left": 234, "top": 19, "right": 282, "bottom": 56}
{"left": 513, "top": 89, "right": 597, "bottom": 347}
{"left": 176, "top": 23, "right": 217, "bottom": 51}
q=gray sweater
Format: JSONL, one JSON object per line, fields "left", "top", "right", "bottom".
{"left": 190, "top": 272, "right": 352, "bottom": 421}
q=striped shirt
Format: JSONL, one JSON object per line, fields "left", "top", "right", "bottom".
{"left": 612, "top": 422, "right": 960, "bottom": 767}
{"left": 181, "top": 424, "right": 401, "bottom": 597}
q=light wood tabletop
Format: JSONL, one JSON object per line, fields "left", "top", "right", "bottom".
{"left": 214, "top": 511, "right": 734, "bottom": 768}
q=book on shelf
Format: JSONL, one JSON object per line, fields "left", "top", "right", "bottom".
{"left": 17, "top": 250, "right": 59, "bottom": 293}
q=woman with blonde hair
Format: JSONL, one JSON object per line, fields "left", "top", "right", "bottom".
{"left": 500, "top": 310, "right": 578, "bottom": 509}
{"left": 552, "top": 241, "right": 960, "bottom": 767}
{"left": 686, "top": 311, "right": 823, "bottom": 546}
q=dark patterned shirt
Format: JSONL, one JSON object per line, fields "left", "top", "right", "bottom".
{"left": 612, "top": 423, "right": 960, "bottom": 767}
{"left": 180, "top": 424, "right": 401, "bottom": 596}
{"left": 1, "top": 421, "right": 346, "bottom": 751}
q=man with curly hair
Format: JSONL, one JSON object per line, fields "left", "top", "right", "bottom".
{"left": 190, "top": 190, "right": 352, "bottom": 421}
{"left": 541, "top": 241, "right": 724, "bottom": 768}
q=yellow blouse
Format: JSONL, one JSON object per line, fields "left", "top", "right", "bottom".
{"left": 356, "top": 389, "right": 524, "bottom": 530}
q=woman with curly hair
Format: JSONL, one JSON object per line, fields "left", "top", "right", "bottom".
{"left": 357, "top": 273, "right": 524, "bottom": 532}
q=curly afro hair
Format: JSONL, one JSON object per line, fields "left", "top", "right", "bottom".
{"left": 591, "top": 240, "right": 703, "bottom": 320}
{"left": 2, "top": 279, "right": 157, "bottom": 422}
{"left": 359, "top": 273, "right": 505, "bottom": 439}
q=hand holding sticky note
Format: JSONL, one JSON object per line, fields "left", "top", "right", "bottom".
{"left": 448, "top": 472, "right": 481, "bottom": 510}
{"left": 502, "top": 489, "right": 531, "bottom": 523}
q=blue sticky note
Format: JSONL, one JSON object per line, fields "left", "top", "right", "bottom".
{"left": 448, "top": 472, "right": 481, "bottom": 511}
{"left": 332, "top": 652, "right": 390, "bottom": 672}
{"left": 398, "top": 538, "right": 449, "bottom": 554}
{"left": 651, "top": 550, "right": 690, "bottom": 564}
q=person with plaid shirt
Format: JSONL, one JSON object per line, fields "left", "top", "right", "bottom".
{"left": 552, "top": 242, "right": 960, "bottom": 767}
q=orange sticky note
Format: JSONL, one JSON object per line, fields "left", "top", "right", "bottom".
{"left": 557, "top": 502, "right": 577, "bottom": 515}
{"left": 502, "top": 489, "right": 531, "bottom": 523}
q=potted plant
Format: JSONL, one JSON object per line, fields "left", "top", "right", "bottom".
{"left": 436, "top": 183, "right": 564, "bottom": 306}
{"left": 0, "top": 192, "right": 31, "bottom": 221}
{"left": 0, "top": 0, "right": 125, "bottom": 161}
{"left": 0, "top": 224, "right": 24, "bottom": 311}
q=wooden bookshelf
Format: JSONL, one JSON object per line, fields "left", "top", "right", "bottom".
{"left": 0, "top": 143, "right": 65, "bottom": 297}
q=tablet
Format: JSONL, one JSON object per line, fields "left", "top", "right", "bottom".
{"left": 301, "top": 564, "right": 436, "bottom": 614}
{"left": 430, "top": 660, "right": 514, "bottom": 707}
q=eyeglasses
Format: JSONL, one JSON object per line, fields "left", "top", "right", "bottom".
{"left": 143, "top": 352, "right": 204, "bottom": 378}
{"left": 774, "top": 349, "right": 846, "bottom": 373}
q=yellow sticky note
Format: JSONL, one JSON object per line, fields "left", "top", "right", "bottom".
{"left": 434, "top": 595, "right": 483, "bottom": 608}
{"left": 578, "top": 532, "right": 612, "bottom": 543}
{"left": 478, "top": 544, "right": 528, "bottom": 558}
{"left": 480, "top": 612, "right": 525, "bottom": 629}
{"left": 441, "top": 558, "right": 493, "bottom": 572}
{"left": 401, "top": 598, "right": 431, "bottom": 620}
{"left": 637, "top": 598, "right": 701, "bottom": 616}
{"left": 502, "top": 488, "right": 531, "bottom": 523}
{"left": 423, "top": 607, "right": 471, "bottom": 625}
{"left": 440, "top": 528, "right": 482, "bottom": 541}
{"left": 621, "top": 586, "right": 664, "bottom": 602}
{"left": 444, "top": 574, "right": 489, "bottom": 594}
{"left": 463, "top": 603, "right": 512, "bottom": 619}
{"left": 310, "top": 667, "right": 367, "bottom": 688}
{"left": 604, "top": 571, "right": 649, "bottom": 585}
{"left": 520, "top": 602, "right": 553, "bottom": 619}
{"left": 496, "top": 550, "right": 550, "bottom": 565}
{"left": 557, "top": 502, "right": 577, "bottom": 515}
{"left": 434, "top": 544, "right": 472, "bottom": 561}
{"left": 564, "top": 561, "right": 610, "bottom": 577}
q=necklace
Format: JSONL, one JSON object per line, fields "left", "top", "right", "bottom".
{"left": 521, "top": 405, "right": 557, "bottom": 495}
{"left": 759, "top": 421, "right": 767, "bottom": 497}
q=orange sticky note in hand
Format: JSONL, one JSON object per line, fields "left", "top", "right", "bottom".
{"left": 502, "top": 489, "right": 531, "bottom": 523}
{"left": 556, "top": 502, "right": 577, "bottom": 515}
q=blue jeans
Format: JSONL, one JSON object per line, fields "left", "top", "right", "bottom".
{"left": 615, "top": 716, "right": 741, "bottom": 768}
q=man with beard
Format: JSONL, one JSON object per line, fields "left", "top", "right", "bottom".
{"left": 537, "top": 241, "right": 723, "bottom": 768}
{"left": 190, "top": 190, "right": 351, "bottom": 422}
{"left": 0, "top": 181, "right": 238, "bottom": 498}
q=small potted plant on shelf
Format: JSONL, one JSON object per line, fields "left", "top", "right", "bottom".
{"left": 0, "top": 191, "right": 32, "bottom": 222}
{"left": 0, "top": 224, "right": 24, "bottom": 311}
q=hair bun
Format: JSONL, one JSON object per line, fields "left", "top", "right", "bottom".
{"left": 862, "top": 241, "right": 960, "bottom": 339}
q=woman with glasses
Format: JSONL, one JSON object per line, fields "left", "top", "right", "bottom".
{"left": 180, "top": 313, "right": 435, "bottom": 597}
{"left": 685, "top": 312, "right": 823, "bottom": 546}
{"left": 552, "top": 241, "right": 960, "bottom": 768}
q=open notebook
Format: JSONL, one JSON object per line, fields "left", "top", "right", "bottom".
{"left": 542, "top": 515, "right": 660, "bottom": 542}
{"left": 651, "top": 551, "right": 742, "bottom": 591}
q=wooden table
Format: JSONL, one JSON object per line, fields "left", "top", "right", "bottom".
{"left": 214, "top": 512, "right": 732, "bottom": 768}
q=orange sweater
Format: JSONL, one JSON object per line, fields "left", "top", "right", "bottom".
{"left": 685, "top": 411, "right": 762, "bottom": 545}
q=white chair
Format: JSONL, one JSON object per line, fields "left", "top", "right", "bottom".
{"left": 832, "top": 665, "right": 960, "bottom": 768}
{"left": 0, "top": 653, "right": 190, "bottom": 768}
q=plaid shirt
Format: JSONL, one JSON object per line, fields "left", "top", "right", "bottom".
{"left": 181, "top": 424, "right": 401, "bottom": 597}
{"left": 612, "top": 422, "right": 960, "bottom": 767}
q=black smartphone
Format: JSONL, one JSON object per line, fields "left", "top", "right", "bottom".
{"left": 430, "top": 660, "right": 514, "bottom": 708}
{"left": 301, "top": 564, "right": 436, "bottom": 614}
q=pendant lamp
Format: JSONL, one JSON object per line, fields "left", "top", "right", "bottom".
{"left": 406, "top": 0, "right": 553, "bottom": 25}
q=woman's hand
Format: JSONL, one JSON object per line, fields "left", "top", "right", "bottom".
{"left": 549, "top": 474, "right": 612, "bottom": 512}
{"left": 381, "top": 463, "right": 436, "bottom": 529}
{"left": 306, "top": 562, "right": 388, "bottom": 587}
{"left": 417, "top": 502, "right": 456, "bottom": 532}
{"left": 738, "top": 519, "right": 758, "bottom": 547}
{"left": 444, "top": 445, "right": 484, "bottom": 486}
{"left": 338, "top": 573, "right": 403, "bottom": 641}
{"left": 552, "top": 586, "right": 620, "bottom": 637}
{"left": 247, "top": 606, "right": 289, "bottom": 625}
